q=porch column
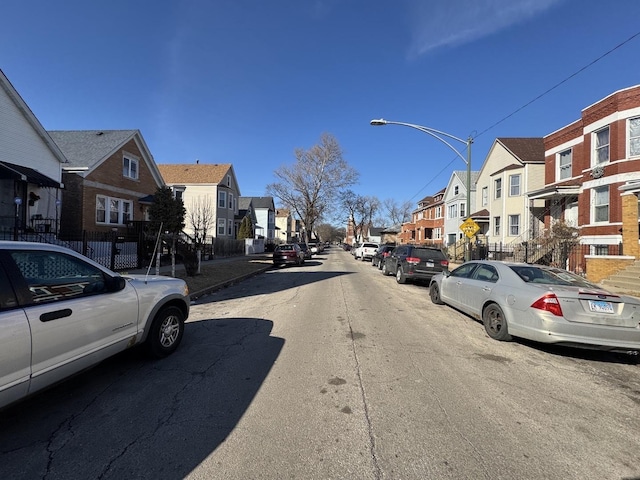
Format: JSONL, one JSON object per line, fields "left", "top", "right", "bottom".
{"left": 621, "top": 192, "right": 640, "bottom": 259}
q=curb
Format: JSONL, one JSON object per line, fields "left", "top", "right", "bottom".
{"left": 189, "top": 264, "right": 272, "bottom": 300}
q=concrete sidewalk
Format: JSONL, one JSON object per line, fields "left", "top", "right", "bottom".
{"left": 124, "top": 253, "right": 272, "bottom": 276}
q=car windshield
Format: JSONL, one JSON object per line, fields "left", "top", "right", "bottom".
{"left": 510, "top": 265, "right": 598, "bottom": 288}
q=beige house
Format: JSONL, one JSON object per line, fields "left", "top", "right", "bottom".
{"left": 275, "top": 208, "right": 296, "bottom": 243}
{"left": 158, "top": 163, "right": 241, "bottom": 240}
{"left": 475, "top": 138, "right": 546, "bottom": 245}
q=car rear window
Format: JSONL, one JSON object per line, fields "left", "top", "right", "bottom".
{"left": 412, "top": 248, "right": 446, "bottom": 261}
{"left": 277, "top": 245, "right": 294, "bottom": 251}
{"left": 363, "top": 243, "right": 378, "bottom": 248}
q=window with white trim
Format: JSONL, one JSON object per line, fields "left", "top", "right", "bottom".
{"left": 218, "top": 190, "right": 227, "bottom": 208}
{"left": 593, "top": 126, "right": 610, "bottom": 165}
{"left": 558, "top": 149, "right": 572, "bottom": 180}
{"left": 454, "top": 185, "right": 459, "bottom": 195}
{"left": 123, "top": 156, "right": 139, "bottom": 180}
{"left": 494, "top": 216, "right": 500, "bottom": 236}
{"left": 629, "top": 117, "right": 640, "bottom": 157}
{"left": 217, "top": 218, "right": 226, "bottom": 235}
{"left": 593, "top": 186, "right": 609, "bottom": 222}
{"left": 482, "top": 186, "right": 488, "bottom": 206}
{"left": 509, "top": 174, "right": 521, "bottom": 196}
{"left": 448, "top": 204, "right": 457, "bottom": 219}
{"left": 434, "top": 228, "right": 441, "bottom": 240}
{"left": 96, "top": 195, "right": 132, "bottom": 225}
{"left": 494, "top": 178, "right": 502, "bottom": 199}
{"left": 508, "top": 214, "right": 520, "bottom": 236}
{"left": 435, "top": 206, "right": 442, "bottom": 218}
{"left": 228, "top": 193, "right": 234, "bottom": 209}
{"left": 459, "top": 203, "right": 465, "bottom": 218}
{"left": 227, "top": 221, "right": 233, "bottom": 236}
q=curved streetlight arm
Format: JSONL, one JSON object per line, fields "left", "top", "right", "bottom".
{"left": 370, "top": 119, "right": 472, "bottom": 165}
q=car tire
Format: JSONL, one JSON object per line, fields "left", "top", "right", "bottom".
{"left": 396, "top": 266, "right": 407, "bottom": 284}
{"left": 482, "top": 303, "right": 512, "bottom": 341}
{"left": 381, "top": 262, "right": 390, "bottom": 276}
{"left": 429, "top": 283, "right": 444, "bottom": 304}
{"left": 146, "top": 306, "right": 185, "bottom": 358}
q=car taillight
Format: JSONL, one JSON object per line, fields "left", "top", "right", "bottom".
{"left": 406, "top": 256, "right": 420, "bottom": 264}
{"left": 531, "top": 294, "right": 563, "bottom": 317}
{"left": 440, "top": 260, "right": 449, "bottom": 267}
{"left": 383, "top": 252, "right": 390, "bottom": 257}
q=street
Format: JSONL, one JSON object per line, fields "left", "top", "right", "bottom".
{"left": 1, "top": 247, "right": 640, "bottom": 479}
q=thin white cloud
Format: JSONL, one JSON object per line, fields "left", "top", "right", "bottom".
{"left": 407, "top": 0, "right": 565, "bottom": 57}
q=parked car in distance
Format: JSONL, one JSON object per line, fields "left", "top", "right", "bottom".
{"left": 382, "top": 245, "right": 449, "bottom": 284}
{"left": 428, "top": 260, "right": 640, "bottom": 352}
{"left": 273, "top": 243, "right": 305, "bottom": 266}
{"left": 355, "top": 242, "right": 379, "bottom": 261}
{"left": 372, "top": 244, "right": 395, "bottom": 269}
{"left": 350, "top": 242, "right": 361, "bottom": 256}
{"left": 308, "top": 243, "right": 319, "bottom": 254}
{"left": 298, "top": 243, "right": 312, "bottom": 260}
{"left": 0, "top": 241, "right": 190, "bottom": 410}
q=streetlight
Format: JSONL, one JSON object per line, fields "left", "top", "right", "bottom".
{"left": 370, "top": 118, "right": 474, "bottom": 261}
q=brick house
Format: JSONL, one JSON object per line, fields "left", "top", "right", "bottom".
{"left": 49, "top": 130, "right": 164, "bottom": 237}
{"left": 399, "top": 189, "right": 445, "bottom": 245}
{"left": 528, "top": 85, "right": 640, "bottom": 255}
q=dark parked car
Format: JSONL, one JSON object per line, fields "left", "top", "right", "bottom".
{"left": 382, "top": 245, "right": 449, "bottom": 284}
{"left": 273, "top": 244, "right": 305, "bottom": 266}
{"left": 371, "top": 244, "right": 395, "bottom": 269}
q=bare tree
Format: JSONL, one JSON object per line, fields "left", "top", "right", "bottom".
{"left": 187, "top": 196, "right": 215, "bottom": 247}
{"left": 267, "top": 133, "right": 358, "bottom": 242}
{"left": 341, "top": 191, "right": 380, "bottom": 242}
{"left": 383, "top": 198, "right": 413, "bottom": 226}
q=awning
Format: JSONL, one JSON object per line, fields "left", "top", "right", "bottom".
{"left": 0, "top": 161, "right": 61, "bottom": 188}
{"left": 527, "top": 184, "right": 580, "bottom": 201}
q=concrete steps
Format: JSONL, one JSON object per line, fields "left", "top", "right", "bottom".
{"left": 599, "top": 260, "right": 640, "bottom": 297}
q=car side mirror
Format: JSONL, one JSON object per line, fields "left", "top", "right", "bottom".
{"left": 105, "top": 276, "right": 126, "bottom": 292}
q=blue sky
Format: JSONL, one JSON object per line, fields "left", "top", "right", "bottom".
{"left": 2, "top": 0, "right": 640, "bottom": 216}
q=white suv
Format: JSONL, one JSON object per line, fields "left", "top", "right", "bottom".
{"left": 0, "top": 241, "right": 190, "bottom": 410}
{"left": 355, "top": 242, "right": 379, "bottom": 261}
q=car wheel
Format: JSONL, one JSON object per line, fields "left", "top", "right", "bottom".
{"left": 482, "top": 303, "right": 512, "bottom": 341}
{"left": 146, "top": 306, "right": 185, "bottom": 358}
{"left": 396, "top": 266, "right": 407, "bottom": 284}
{"left": 381, "top": 262, "right": 389, "bottom": 276}
{"left": 429, "top": 282, "right": 444, "bottom": 304}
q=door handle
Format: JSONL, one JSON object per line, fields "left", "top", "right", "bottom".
{"left": 40, "top": 308, "right": 72, "bottom": 322}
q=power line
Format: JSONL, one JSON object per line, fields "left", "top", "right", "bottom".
{"left": 476, "top": 29, "right": 640, "bottom": 139}
{"left": 408, "top": 29, "right": 640, "bottom": 202}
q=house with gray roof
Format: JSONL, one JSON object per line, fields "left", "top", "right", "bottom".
{"left": 49, "top": 129, "right": 164, "bottom": 237}
{"left": 240, "top": 196, "right": 276, "bottom": 242}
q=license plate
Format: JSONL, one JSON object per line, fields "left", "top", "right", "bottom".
{"left": 426, "top": 261, "right": 434, "bottom": 267}
{"left": 588, "top": 300, "right": 614, "bottom": 314}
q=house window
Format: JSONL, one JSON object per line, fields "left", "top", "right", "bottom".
{"left": 482, "top": 187, "right": 488, "bottom": 207}
{"left": 508, "top": 215, "right": 520, "bottom": 236}
{"left": 459, "top": 203, "right": 465, "bottom": 218}
{"left": 593, "top": 126, "right": 610, "bottom": 165}
{"left": 228, "top": 222, "right": 233, "bottom": 236}
{"left": 509, "top": 174, "right": 521, "bottom": 196}
{"left": 558, "top": 149, "right": 572, "bottom": 180}
{"left": 123, "top": 156, "right": 139, "bottom": 180}
{"left": 593, "top": 245, "right": 609, "bottom": 255}
{"left": 494, "top": 216, "right": 501, "bottom": 236}
{"left": 434, "top": 228, "right": 441, "bottom": 240}
{"left": 217, "top": 218, "right": 226, "bottom": 235}
{"left": 494, "top": 178, "right": 502, "bottom": 199}
{"left": 218, "top": 191, "right": 227, "bottom": 208}
{"left": 448, "top": 204, "right": 458, "bottom": 219}
{"left": 228, "top": 193, "right": 234, "bottom": 209}
{"left": 435, "top": 206, "right": 442, "bottom": 218}
{"left": 227, "top": 175, "right": 231, "bottom": 187}
{"left": 96, "top": 195, "right": 132, "bottom": 225}
{"left": 454, "top": 185, "right": 459, "bottom": 195}
{"left": 629, "top": 117, "right": 640, "bottom": 157}
{"left": 593, "top": 186, "right": 609, "bottom": 222}
{"left": 173, "top": 187, "right": 185, "bottom": 201}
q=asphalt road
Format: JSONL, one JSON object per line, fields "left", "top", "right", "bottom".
{"left": 1, "top": 247, "right": 639, "bottom": 479}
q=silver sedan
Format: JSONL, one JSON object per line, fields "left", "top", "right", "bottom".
{"left": 429, "top": 260, "right": 640, "bottom": 352}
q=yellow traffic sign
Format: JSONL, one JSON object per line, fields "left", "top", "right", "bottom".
{"left": 459, "top": 218, "right": 480, "bottom": 238}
